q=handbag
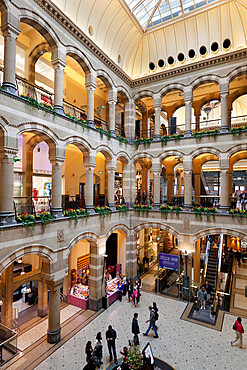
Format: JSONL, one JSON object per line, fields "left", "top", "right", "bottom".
{"left": 232, "top": 323, "right": 236, "bottom": 330}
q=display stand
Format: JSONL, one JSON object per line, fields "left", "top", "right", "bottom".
{"left": 105, "top": 277, "right": 119, "bottom": 306}
{"left": 67, "top": 293, "right": 88, "bottom": 309}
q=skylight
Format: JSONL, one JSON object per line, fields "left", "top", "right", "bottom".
{"left": 123, "top": 0, "right": 218, "bottom": 31}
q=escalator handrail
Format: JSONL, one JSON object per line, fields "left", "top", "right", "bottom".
{"left": 203, "top": 237, "right": 211, "bottom": 278}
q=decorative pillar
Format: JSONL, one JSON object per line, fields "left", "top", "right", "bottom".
{"left": 106, "top": 166, "right": 116, "bottom": 209}
{"left": 2, "top": 25, "right": 20, "bottom": 94}
{"left": 124, "top": 100, "right": 134, "bottom": 143}
{"left": 52, "top": 58, "right": 66, "bottom": 115}
{"left": 126, "top": 233, "right": 137, "bottom": 279}
{"left": 1, "top": 265, "right": 13, "bottom": 328}
{"left": 47, "top": 280, "right": 63, "bottom": 343}
{"left": 84, "top": 160, "right": 96, "bottom": 213}
{"left": 220, "top": 79, "right": 229, "bottom": 133}
{"left": 184, "top": 170, "right": 192, "bottom": 208}
{"left": 167, "top": 173, "right": 173, "bottom": 205}
{"left": 153, "top": 94, "right": 162, "bottom": 140}
{"left": 88, "top": 243, "right": 103, "bottom": 311}
{"left": 153, "top": 170, "right": 161, "bottom": 209}
{"left": 50, "top": 157, "right": 65, "bottom": 218}
{"left": 38, "top": 279, "right": 48, "bottom": 317}
{"left": 85, "top": 73, "right": 97, "bottom": 127}
{"left": 0, "top": 149, "right": 18, "bottom": 225}
{"left": 220, "top": 168, "right": 230, "bottom": 210}
{"left": 184, "top": 88, "right": 193, "bottom": 137}
{"left": 194, "top": 172, "right": 201, "bottom": 205}
{"left": 122, "top": 162, "right": 135, "bottom": 208}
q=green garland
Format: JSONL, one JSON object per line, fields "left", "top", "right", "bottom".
{"left": 229, "top": 208, "right": 247, "bottom": 218}
{"left": 134, "top": 204, "right": 152, "bottom": 214}
{"left": 116, "top": 135, "right": 128, "bottom": 144}
{"left": 64, "top": 208, "right": 88, "bottom": 224}
{"left": 21, "top": 95, "right": 56, "bottom": 116}
{"left": 194, "top": 129, "right": 219, "bottom": 139}
{"left": 230, "top": 125, "right": 247, "bottom": 136}
{"left": 94, "top": 206, "right": 112, "bottom": 217}
{"left": 116, "top": 204, "right": 128, "bottom": 213}
{"left": 134, "top": 137, "right": 153, "bottom": 148}
{"left": 193, "top": 206, "right": 217, "bottom": 219}
{"left": 35, "top": 211, "right": 55, "bottom": 229}
{"left": 17, "top": 213, "right": 36, "bottom": 230}
{"left": 160, "top": 205, "right": 182, "bottom": 215}
{"left": 161, "top": 133, "right": 184, "bottom": 145}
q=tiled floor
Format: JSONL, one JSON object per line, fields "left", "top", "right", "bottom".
{"left": 35, "top": 292, "right": 246, "bottom": 370}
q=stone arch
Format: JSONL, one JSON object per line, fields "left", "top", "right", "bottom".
{"left": 66, "top": 45, "right": 92, "bottom": 75}
{"left": 159, "top": 150, "right": 185, "bottom": 164}
{"left": 159, "top": 83, "right": 185, "bottom": 98}
{"left": 229, "top": 88, "right": 247, "bottom": 106}
{"left": 132, "top": 152, "right": 154, "bottom": 165}
{"left": 117, "top": 87, "right": 130, "bottom": 103}
{"left": 64, "top": 136, "right": 91, "bottom": 156}
{"left": 29, "top": 42, "right": 52, "bottom": 65}
{"left": 95, "top": 145, "right": 114, "bottom": 161}
{"left": 116, "top": 151, "right": 130, "bottom": 165}
{"left": 0, "top": 244, "right": 53, "bottom": 275}
{"left": 191, "top": 75, "right": 221, "bottom": 91}
{"left": 96, "top": 70, "right": 114, "bottom": 90}
{"left": 227, "top": 143, "right": 247, "bottom": 158}
{"left": 17, "top": 122, "right": 59, "bottom": 151}
{"left": 133, "top": 90, "right": 154, "bottom": 102}
{"left": 66, "top": 232, "right": 99, "bottom": 258}
{"left": 19, "top": 8, "right": 60, "bottom": 49}
{"left": 105, "top": 224, "right": 129, "bottom": 240}
{"left": 193, "top": 228, "right": 247, "bottom": 245}
{"left": 228, "top": 66, "right": 247, "bottom": 84}
{"left": 190, "top": 147, "right": 221, "bottom": 161}
{"left": 133, "top": 222, "right": 180, "bottom": 240}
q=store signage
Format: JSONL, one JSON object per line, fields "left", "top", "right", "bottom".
{"left": 41, "top": 94, "right": 53, "bottom": 104}
{"left": 158, "top": 253, "right": 179, "bottom": 271}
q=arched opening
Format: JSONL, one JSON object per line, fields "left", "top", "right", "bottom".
{"left": 192, "top": 153, "right": 220, "bottom": 207}
{"left": 134, "top": 158, "right": 153, "bottom": 206}
{"left": 161, "top": 156, "right": 184, "bottom": 206}
{"left": 14, "top": 132, "right": 55, "bottom": 216}
{"left": 135, "top": 95, "right": 153, "bottom": 138}
{"left": 229, "top": 73, "right": 247, "bottom": 128}
{"left": 115, "top": 156, "right": 128, "bottom": 205}
{"left": 62, "top": 143, "right": 89, "bottom": 211}
{"left": 94, "top": 150, "right": 113, "bottom": 207}
{"left": 94, "top": 76, "right": 110, "bottom": 131}
{"left": 193, "top": 232, "right": 247, "bottom": 315}
{"left": 229, "top": 150, "right": 247, "bottom": 210}
{"left": 116, "top": 91, "right": 129, "bottom": 137}
{"left": 136, "top": 226, "right": 181, "bottom": 298}
{"left": 161, "top": 89, "right": 185, "bottom": 135}
{"left": 192, "top": 82, "right": 220, "bottom": 132}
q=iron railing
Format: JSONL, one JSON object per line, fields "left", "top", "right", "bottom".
{"left": 13, "top": 196, "right": 51, "bottom": 217}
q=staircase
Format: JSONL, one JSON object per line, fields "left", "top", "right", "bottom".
{"left": 230, "top": 262, "right": 247, "bottom": 317}
{"left": 205, "top": 248, "right": 218, "bottom": 289}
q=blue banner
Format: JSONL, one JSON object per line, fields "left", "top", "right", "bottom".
{"left": 158, "top": 253, "right": 179, "bottom": 271}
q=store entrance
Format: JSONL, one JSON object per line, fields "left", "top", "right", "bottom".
{"left": 137, "top": 228, "right": 181, "bottom": 296}
{"left": 106, "top": 233, "right": 118, "bottom": 278}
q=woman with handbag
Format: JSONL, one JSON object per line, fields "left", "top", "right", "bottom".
{"left": 231, "top": 317, "right": 245, "bottom": 348}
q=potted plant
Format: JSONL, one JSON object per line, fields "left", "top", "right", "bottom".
{"left": 127, "top": 344, "right": 143, "bottom": 369}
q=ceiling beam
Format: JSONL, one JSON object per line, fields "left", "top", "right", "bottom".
{"left": 144, "top": 0, "right": 162, "bottom": 32}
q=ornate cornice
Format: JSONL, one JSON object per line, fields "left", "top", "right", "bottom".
{"left": 32, "top": 0, "right": 247, "bottom": 88}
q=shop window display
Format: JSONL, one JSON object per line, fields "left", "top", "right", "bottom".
{"left": 67, "top": 255, "right": 90, "bottom": 309}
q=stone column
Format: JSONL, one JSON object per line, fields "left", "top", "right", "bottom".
{"left": 1, "top": 265, "right": 13, "bottom": 328}
{"left": 38, "top": 279, "right": 48, "bottom": 317}
{"left": 220, "top": 168, "right": 230, "bottom": 210}
{"left": 106, "top": 167, "right": 116, "bottom": 210}
{"left": 50, "top": 157, "right": 65, "bottom": 218}
{"left": 184, "top": 87, "right": 193, "bottom": 137}
{"left": 108, "top": 89, "right": 117, "bottom": 135}
{"left": 88, "top": 243, "right": 103, "bottom": 311}
{"left": 47, "top": 280, "right": 63, "bottom": 343}
{"left": 85, "top": 73, "right": 97, "bottom": 127}
{"left": 220, "top": 80, "right": 229, "bottom": 133}
{"left": 153, "top": 94, "right": 162, "bottom": 140}
{"left": 52, "top": 59, "right": 66, "bottom": 115}
{"left": 153, "top": 170, "right": 161, "bottom": 209}
{"left": 195, "top": 114, "right": 200, "bottom": 132}
{"left": 2, "top": 25, "right": 20, "bottom": 94}
{"left": 22, "top": 144, "right": 33, "bottom": 198}
{"left": 141, "top": 166, "right": 148, "bottom": 195}
{"left": 126, "top": 233, "right": 137, "bottom": 279}
{"left": 124, "top": 100, "right": 134, "bottom": 143}
{"left": 0, "top": 150, "right": 18, "bottom": 225}
{"left": 184, "top": 170, "right": 192, "bottom": 208}
{"left": 194, "top": 172, "right": 201, "bottom": 205}
{"left": 194, "top": 240, "right": 201, "bottom": 285}
{"left": 84, "top": 162, "right": 96, "bottom": 213}
{"left": 122, "top": 162, "right": 135, "bottom": 208}
{"left": 167, "top": 173, "right": 173, "bottom": 205}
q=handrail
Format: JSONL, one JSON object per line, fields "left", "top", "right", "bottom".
{"left": 203, "top": 237, "right": 211, "bottom": 279}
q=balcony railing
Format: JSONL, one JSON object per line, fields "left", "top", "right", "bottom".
{"left": 13, "top": 196, "right": 51, "bottom": 217}
{"left": 0, "top": 324, "right": 18, "bottom": 365}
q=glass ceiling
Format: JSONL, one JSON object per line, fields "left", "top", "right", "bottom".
{"left": 123, "top": 0, "right": 218, "bottom": 31}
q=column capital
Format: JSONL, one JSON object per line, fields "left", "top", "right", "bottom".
{"left": 183, "top": 87, "right": 193, "bottom": 102}
{"left": 1, "top": 23, "right": 20, "bottom": 38}
{"left": 49, "top": 156, "right": 65, "bottom": 165}
{"left": 220, "top": 78, "right": 229, "bottom": 95}
{"left": 52, "top": 57, "right": 66, "bottom": 70}
{"left": 85, "top": 81, "right": 97, "bottom": 91}
{"left": 0, "top": 147, "right": 18, "bottom": 160}
{"left": 108, "top": 88, "right": 117, "bottom": 102}
{"left": 85, "top": 71, "right": 97, "bottom": 87}
{"left": 153, "top": 94, "right": 162, "bottom": 108}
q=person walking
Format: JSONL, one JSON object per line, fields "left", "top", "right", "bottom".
{"left": 123, "top": 275, "right": 127, "bottom": 296}
{"left": 132, "top": 312, "right": 140, "bottom": 345}
{"left": 127, "top": 279, "right": 133, "bottom": 302}
{"left": 106, "top": 325, "right": 117, "bottom": 363}
{"left": 231, "top": 317, "right": 245, "bottom": 349}
{"left": 94, "top": 332, "right": 103, "bottom": 365}
{"left": 153, "top": 302, "right": 159, "bottom": 330}
{"left": 85, "top": 341, "right": 94, "bottom": 362}
{"left": 118, "top": 280, "right": 124, "bottom": 302}
{"left": 143, "top": 306, "right": 159, "bottom": 338}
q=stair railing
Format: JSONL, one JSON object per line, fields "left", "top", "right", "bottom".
{"left": 203, "top": 237, "right": 211, "bottom": 279}
{"left": 212, "top": 234, "right": 224, "bottom": 312}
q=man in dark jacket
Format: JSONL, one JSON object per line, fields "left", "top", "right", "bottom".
{"left": 132, "top": 312, "right": 140, "bottom": 345}
{"left": 143, "top": 306, "right": 159, "bottom": 338}
{"left": 106, "top": 325, "right": 117, "bottom": 363}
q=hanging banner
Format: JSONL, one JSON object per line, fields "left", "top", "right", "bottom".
{"left": 158, "top": 253, "right": 179, "bottom": 271}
